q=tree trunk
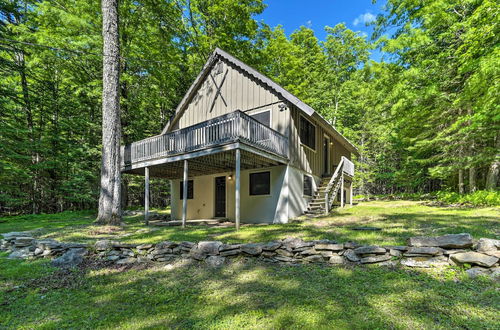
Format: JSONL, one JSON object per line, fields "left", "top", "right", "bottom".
{"left": 485, "top": 136, "right": 499, "bottom": 190}
{"left": 458, "top": 169, "right": 464, "bottom": 194}
{"left": 96, "top": 0, "right": 122, "bottom": 225}
{"left": 468, "top": 167, "right": 476, "bottom": 193}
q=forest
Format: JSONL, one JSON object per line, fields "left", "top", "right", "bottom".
{"left": 0, "top": 0, "right": 498, "bottom": 215}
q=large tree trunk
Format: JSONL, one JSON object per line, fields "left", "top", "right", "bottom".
{"left": 469, "top": 167, "right": 477, "bottom": 193}
{"left": 458, "top": 169, "right": 464, "bottom": 194}
{"left": 96, "top": 0, "right": 122, "bottom": 225}
{"left": 485, "top": 136, "right": 500, "bottom": 190}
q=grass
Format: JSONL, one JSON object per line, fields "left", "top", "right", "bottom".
{"left": 1, "top": 254, "right": 499, "bottom": 329}
{"left": 0, "top": 201, "right": 498, "bottom": 246}
{"left": 1, "top": 201, "right": 499, "bottom": 328}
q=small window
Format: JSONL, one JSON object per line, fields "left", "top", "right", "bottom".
{"left": 300, "top": 116, "right": 316, "bottom": 150}
{"left": 249, "top": 171, "right": 270, "bottom": 195}
{"left": 303, "top": 175, "right": 313, "bottom": 196}
{"left": 250, "top": 110, "right": 270, "bottom": 127}
{"left": 179, "top": 180, "right": 193, "bottom": 199}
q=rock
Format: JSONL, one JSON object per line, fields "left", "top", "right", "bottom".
{"left": 315, "top": 243, "right": 344, "bottom": 251}
{"left": 8, "top": 248, "right": 31, "bottom": 259}
{"left": 34, "top": 247, "right": 44, "bottom": 256}
{"left": 196, "top": 241, "right": 223, "bottom": 256}
{"left": 389, "top": 249, "right": 402, "bottom": 257}
{"left": 116, "top": 257, "right": 137, "bottom": 264}
{"left": 360, "top": 254, "right": 391, "bottom": 264}
{"left": 179, "top": 241, "right": 195, "bottom": 249}
{"left": 1, "top": 232, "right": 32, "bottom": 240}
{"left": 476, "top": 238, "right": 500, "bottom": 252}
{"left": 152, "top": 248, "right": 173, "bottom": 256}
{"left": 36, "top": 239, "right": 62, "bottom": 249}
{"left": 220, "top": 249, "right": 240, "bottom": 257}
{"left": 408, "top": 233, "right": 473, "bottom": 248}
{"left": 241, "top": 243, "right": 263, "bottom": 256}
{"left": 156, "top": 241, "right": 177, "bottom": 249}
{"left": 95, "top": 240, "right": 114, "bottom": 251}
{"left": 274, "top": 256, "right": 294, "bottom": 262}
{"left": 136, "top": 257, "right": 150, "bottom": 263}
{"left": 354, "top": 246, "right": 386, "bottom": 255}
{"left": 300, "top": 248, "right": 317, "bottom": 255}
{"left": 303, "top": 255, "right": 324, "bottom": 263}
{"left": 261, "top": 251, "right": 276, "bottom": 258}
{"left": 282, "top": 237, "right": 313, "bottom": 250}
{"left": 385, "top": 245, "right": 408, "bottom": 252}
{"left": 377, "top": 260, "right": 399, "bottom": 267}
{"left": 205, "top": 256, "right": 226, "bottom": 267}
{"left": 484, "top": 250, "right": 500, "bottom": 258}
{"left": 275, "top": 249, "right": 294, "bottom": 257}
{"left": 219, "top": 244, "right": 240, "bottom": 252}
{"left": 442, "top": 249, "right": 468, "bottom": 255}
{"left": 466, "top": 267, "right": 491, "bottom": 278}
{"left": 450, "top": 252, "right": 499, "bottom": 268}
{"left": 401, "top": 256, "right": 449, "bottom": 268}
{"left": 404, "top": 247, "right": 443, "bottom": 256}
{"left": 261, "top": 241, "right": 282, "bottom": 251}
{"left": 344, "top": 249, "right": 361, "bottom": 262}
{"left": 51, "top": 248, "right": 87, "bottom": 268}
{"left": 344, "top": 241, "right": 360, "bottom": 249}
{"left": 319, "top": 251, "right": 335, "bottom": 258}
{"left": 107, "top": 255, "right": 121, "bottom": 261}
{"left": 490, "top": 267, "right": 500, "bottom": 280}
{"left": 156, "top": 255, "right": 175, "bottom": 262}
{"left": 137, "top": 244, "right": 153, "bottom": 250}
{"left": 329, "top": 255, "right": 344, "bottom": 264}
{"left": 14, "top": 237, "right": 34, "bottom": 247}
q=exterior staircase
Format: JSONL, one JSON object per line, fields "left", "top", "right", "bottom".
{"left": 304, "top": 156, "right": 353, "bottom": 217}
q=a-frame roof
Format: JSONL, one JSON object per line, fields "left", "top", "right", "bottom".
{"left": 162, "top": 48, "right": 359, "bottom": 155}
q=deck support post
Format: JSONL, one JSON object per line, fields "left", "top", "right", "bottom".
{"left": 144, "top": 166, "right": 149, "bottom": 225}
{"left": 349, "top": 181, "right": 353, "bottom": 206}
{"left": 235, "top": 149, "right": 241, "bottom": 230}
{"left": 340, "top": 173, "right": 345, "bottom": 208}
{"left": 182, "top": 159, "right": 188, "bottom": 228}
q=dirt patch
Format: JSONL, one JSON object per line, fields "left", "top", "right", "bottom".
{"left": 87, "top": 226, "right": 124, "bottom": 236}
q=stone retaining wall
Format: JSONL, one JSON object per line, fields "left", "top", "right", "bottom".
{"left": 1, "top": 232, "right": 499, "bottom": 279}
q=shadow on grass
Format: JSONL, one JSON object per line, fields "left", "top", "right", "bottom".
{"left": 1, "top": 258, "right": 498, "bottom": 329}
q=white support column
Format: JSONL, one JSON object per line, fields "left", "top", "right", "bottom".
{"left": 144, "top": 166, "right": 149, "bottom": 225}
{"left": 235, "top": 149, "right": 241, "bottom": 230}
{"left": 340, "top": 173, "right": 345, "bottom": 208}
{"left": 349, "top": 181, "right": 353, "bottom": 206}
{"left": 182, "top": 159, "right": 188, "bottom": 228}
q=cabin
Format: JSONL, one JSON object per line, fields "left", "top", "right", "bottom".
{"left": 121, "top": 48, "right": 358, "bottom": 228}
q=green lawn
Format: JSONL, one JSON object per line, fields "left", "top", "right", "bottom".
{"left": 1, "top": 201, "right": 499, "bottom": 328}
{"left": 1, "top": 201, "right": 498, "bottom": 246}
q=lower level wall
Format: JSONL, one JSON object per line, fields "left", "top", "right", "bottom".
{"left": 170, "top": 164, "right": 322, "bottom": 224}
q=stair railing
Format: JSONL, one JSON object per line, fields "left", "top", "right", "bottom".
{"left": 323, "top": 156, "right": 349, "bottom": 214}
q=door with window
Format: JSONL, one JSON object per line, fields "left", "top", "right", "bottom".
{"left": 323, "top": 137, "right": 330, "bottom": 175}
{"left": 214, "top": 176, "right": 226, "bottom": 217}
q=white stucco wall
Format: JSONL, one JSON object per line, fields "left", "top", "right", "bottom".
{"left": 170, "top": 164, "right": 322, "bottom": 224}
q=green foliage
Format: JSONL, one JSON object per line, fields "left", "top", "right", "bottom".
{"left": 436, "top": 190, "right": 500, "bottom": 207}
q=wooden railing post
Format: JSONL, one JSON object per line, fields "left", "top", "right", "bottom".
{"left": 144, "top": 166, "right": 149, "bottom": 225}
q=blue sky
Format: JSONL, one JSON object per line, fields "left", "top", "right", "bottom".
{"left": 257, "top": 0, "right": 387, "bottom": 60}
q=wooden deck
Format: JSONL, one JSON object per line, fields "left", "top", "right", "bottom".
{"left": 121, "top": 110, "right": 289, "bottom": 172}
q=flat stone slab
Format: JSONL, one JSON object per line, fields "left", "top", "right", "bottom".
{"left": 400, "top": 256, "right": 449, "bottom": 268}
{"left": 361, "top": 254, "right": 391, "bottom": 264}
{"left": 450, "top": 252, "right": 499, "bottom": 268}
{"left": 354, "top": 246, "right": 386, "bottom": 255}
{"left": 315, "top": 243, "right": 343, "bottom": 251}
{"left": 408, "top": 233, "right": 473, "bottom": 248}
{"left": 404, "top": 247, "right": 443, "bottom": 256}
{"left": 51, "top": 248, "right": 88, "bottom": 268}
{"left": 476, "top": 238, "right": 500, "bottom": 252}
{"left": 241, "top": 243, "right": 263, "bottom": 255}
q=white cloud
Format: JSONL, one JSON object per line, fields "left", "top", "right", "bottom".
{"left": 353, "top": 12, "right": 376, "bottom": 26}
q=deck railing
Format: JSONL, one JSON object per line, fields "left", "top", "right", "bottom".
{"left": 323, "top": 156, "right": 355, "bottom": 214}
{"left": 122, "top": 110, "right": 289, "bottom": 166}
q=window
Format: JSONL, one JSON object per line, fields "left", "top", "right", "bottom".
{"left": 249, "top": 171, "right": 270, "bottom": 195}
{"left": 250, "top": 110, "right": 270, "bottom": 127}
{"left": 303, "top": 175, "right": 313, "bottom": 196}
{"left": 300, "top": 116, "right": 316, "bottom": 150}
{"left": 179, "top": 180, "right": 193, "bottom": 199}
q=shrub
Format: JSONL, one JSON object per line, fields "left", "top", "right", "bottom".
{"left": 436, "top": 190, "right": 500, "bottom": 207}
